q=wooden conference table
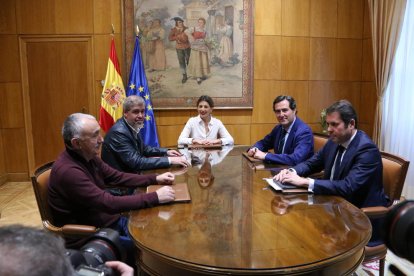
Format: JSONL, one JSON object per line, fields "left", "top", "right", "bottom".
{"left": 128, "top": 146, "right": 372, "bottom": 275}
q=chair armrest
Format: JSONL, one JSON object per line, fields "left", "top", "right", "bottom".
{"left": 62, "top": 224, "right": 98, "bottom": 235}
{"left": 361, "top": 206, "right": 388, "bottom": 218}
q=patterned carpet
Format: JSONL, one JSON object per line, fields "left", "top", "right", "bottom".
{"left": 354, "top": 260, "right": 382, "bottom": 276}
{"left": 353, "top": 251, "right": 414, "bottom": 276}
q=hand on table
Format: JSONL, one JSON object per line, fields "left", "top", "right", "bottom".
{"left": 192, "top": 139, "right": 221, "bottom": 145}
{"left": 273, "top": 169, "right": 309, "bottom": 188}
{"left": 156, "top": 172, "right": 174, "bottom": 184}
{"left": 156, "top": 186, "right": 175, "bottom": 203}
{"left": 168, "top": 156, "right": 190, "bottom": 167}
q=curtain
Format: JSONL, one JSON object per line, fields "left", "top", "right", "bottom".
{"left": 367, "top": 0, "right": 407, "bottom": 148}
{"left": 382, "top": 0, "right": 414, "bottom": 199}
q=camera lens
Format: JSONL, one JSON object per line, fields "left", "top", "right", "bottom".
{"left": 383, "top": 200, "right": 414, "bottom": 263}
{"left": 66, "top": 229, "right": 125, "bottom": 276}
{"left": 80, "top": 228, "right": 125, "bottom": 266}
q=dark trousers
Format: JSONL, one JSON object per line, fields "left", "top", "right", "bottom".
{"left": 109, "top": 216, "right": 136, "bottom": 268}
{"left": 176, "top": 48, "right": 191, "bottom": 74}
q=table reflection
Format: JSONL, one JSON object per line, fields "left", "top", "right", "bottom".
{"left": 179, "top": 145, "right": 233, "bottom": 167}
{"left": 197, "top": 153, "right": 215, "bottom": 188}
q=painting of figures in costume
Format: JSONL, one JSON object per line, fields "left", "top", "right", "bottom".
{"left": 124, "top": 0, "right": 253, "bottom": 109}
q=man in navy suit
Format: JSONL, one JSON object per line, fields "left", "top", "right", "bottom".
{"left": 274, "top": 100, "right": 388, "bottom": 208}
{"left": 247, "top": 95, "right": 314, "bottom": 166}
{"left": 102, "top": 95, "right": 190, "bottom": 173}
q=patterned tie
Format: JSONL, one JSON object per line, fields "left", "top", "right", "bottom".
{"left": 277, "top": 129, "right": 287, "bottom": 154}
{"left": 333, "top": 145, "right": 345, "bottom": 180}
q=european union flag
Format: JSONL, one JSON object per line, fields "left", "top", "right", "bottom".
{"left": 127, "top": 36, "right": 160, "bottom": 147}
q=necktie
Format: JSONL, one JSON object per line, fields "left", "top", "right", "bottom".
{"left": 333, "top": 145, "right": 345, "bottom": 180}
{"left": 277, "top": 129, "right": 287, "bottom": 154}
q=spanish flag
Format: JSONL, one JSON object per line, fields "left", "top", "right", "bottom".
{"left": 99, "top": 37, "right": 126, "bottom": 132}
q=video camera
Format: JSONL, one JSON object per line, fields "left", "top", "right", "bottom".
{"left": 382, "top": 200, "right": 414, "bottom": 263}
{"left": 66, "top": 228, "right": 125, "bottom": 276}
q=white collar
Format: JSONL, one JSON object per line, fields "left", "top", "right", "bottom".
{"left": 341, "top": 130, "right": 358, "bottom": 149}
{"left": 283, "top": 117, "right": 296, "bottom": 134}
{"left": 197, "top": 115, "right": 213, "bottom": 126}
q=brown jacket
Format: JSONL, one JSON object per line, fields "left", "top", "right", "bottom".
{"left": 169, "top": 27, "right": 190, "bottom": 49}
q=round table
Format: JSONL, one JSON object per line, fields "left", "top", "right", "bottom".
{"left": 129, "top": 146, "right": 371, "bottom": 275}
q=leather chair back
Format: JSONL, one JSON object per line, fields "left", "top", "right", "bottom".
{"left": 363, "top": 152, "right": 409, "bottom": 276}
{"left": 381, "top": 151, "right": 409, "bottom": 203}
{"left": 31, "top": 162, "right": 56, "bottom": 228}
{"left": 313, "top": 132, "right": 329, "bottom": 153}
{"left": 31, "top": 161, "right": 98, "bottom": 240}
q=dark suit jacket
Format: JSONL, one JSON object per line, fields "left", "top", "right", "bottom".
{"left": 293, "top": 130, "right": 388, "bottom": 208}
{"left": 253, "top": 117, "right": 314, "bottom": 166}
{"left": 101, "top": 118, "right": 170, "bottom": 172}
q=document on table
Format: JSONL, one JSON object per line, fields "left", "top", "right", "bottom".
{"left": 263, "top": 178, "right": 298, "bottom": 189}
{"left": 147, "top": 183, "right": 191, "bottom": 203}
{"left": 263, "top": 178, "right": 309, "bottom": 194}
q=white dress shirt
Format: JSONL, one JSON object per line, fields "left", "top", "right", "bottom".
{"left": 178, "top": 115, "right": 234, "bottom": 145}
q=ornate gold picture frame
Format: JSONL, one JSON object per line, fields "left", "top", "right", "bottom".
{"left": 124, "top": 0, "right": 253, "bottom": 109}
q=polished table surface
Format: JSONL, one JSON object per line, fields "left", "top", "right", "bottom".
{"left": 129, "top": 146, "right": 372, "bottom": 275}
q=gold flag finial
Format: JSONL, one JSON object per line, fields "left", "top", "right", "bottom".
{"left": 136, "top": 25, "right": 140, "bottom": 36}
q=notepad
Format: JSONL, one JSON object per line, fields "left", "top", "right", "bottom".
{"left": 264, "top": 178, "right": 298, "bottom": 190}
{"left": 263, "top": 178, "right": 309, "bottom": 194}
{"left": 146, "top": 183, "right": 191, "bottom": 203}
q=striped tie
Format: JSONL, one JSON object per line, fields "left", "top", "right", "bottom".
{"left": 277, "top": 129, "right": 287, "bottom": 154}
{"left": 333, "top": 145, "right": 345, "bottom": 180}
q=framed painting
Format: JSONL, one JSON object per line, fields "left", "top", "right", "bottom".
{"left": 123, "top": 0, "right": 253, "bottom": 109}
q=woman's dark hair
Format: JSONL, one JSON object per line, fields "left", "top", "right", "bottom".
{"left": 326, "top": 100, "right": 358, "bottom": 128}
{"left": 273, "top": 95, "right": 297, "bottom": 112}
{"left": 197, "top": 95, "right": 214, "bottom": 108}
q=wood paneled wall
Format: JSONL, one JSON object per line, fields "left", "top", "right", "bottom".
{"left": 0, "top": 0, "right": 123, "bottom": 182}
{"left": 0, "top": 0, "right": 376, "bottom": 182}
{"left": 155, "top": 0, "right": 376, "bottom": 148}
